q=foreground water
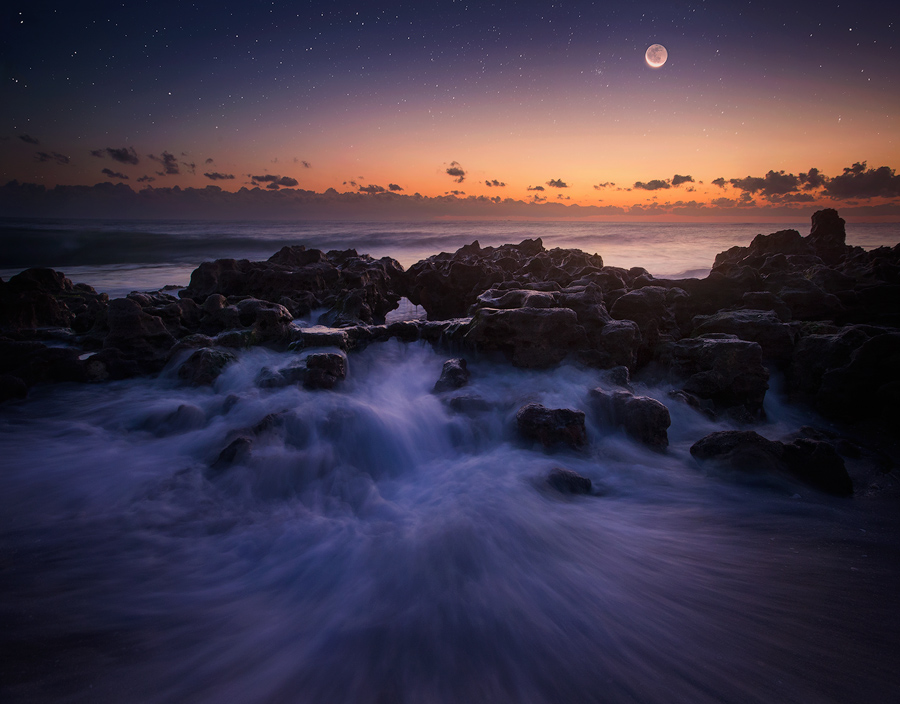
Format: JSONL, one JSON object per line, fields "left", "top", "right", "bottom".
{"left": 2, "top": 217, "right": 900, "bottom": 296}
{"left": 2, "top": 337, "right": 899, "bottom": 703}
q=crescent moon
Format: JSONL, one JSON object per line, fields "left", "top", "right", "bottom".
{"left": 645, "top": 44, "right": 668, "bottom": 69}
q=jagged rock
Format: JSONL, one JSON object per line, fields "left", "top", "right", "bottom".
{"left": 210, "top": 436, "right": 253, "bottom": 472}
{"left": 82, "top": 348, "right": 141, "bottom": 381}
{"left": 589, "top": 388, "right": 671, "bottom": 450}
{"left": 103, "top": 298, "right": 176, "bottom": 372}
{"left": 807, "top": 208, "right": 847, "bottom": 264}
{"left": 546, "top": 467, "right": 592, "bottom": 494}
{"left": 0, "top": 267, "right": 108, "bottom": 332}
{"left": 516, "top": 403, "right": 586, "bottom": 449}
{"left": 0, "top": 373, "right": 28, "bottom": 402}
{"left": 177, "top": 348, "right": 236, "bottom": 386}
{"left": 662, "top": 336, "right": 769, "bottom": 420}
{"left": 256, "top": 363, "right": 308, "bottom": 389}
{"left": 235, "top": 298, "right": 293, "bottom": 341}
{"left": 691, "top": 309, "right": 796, "bottom": 362}
{"left": 788, "top": 324, "right": 878, "bottom": 396}
{"left": 690, "top": 430, "right": 852, "bottom": 496}
{"left": 433, "top": 358, "right": 469, "bottom": 393}
{"left": 465, "top": 307, "right": 586, "bottom": 368}
{"left": 817, "top": 332, "right": 900, "bottom": 421}
{"left": 304, "top": 352, "right": 347, "bottom": 390}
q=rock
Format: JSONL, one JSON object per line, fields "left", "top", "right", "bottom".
{"left": 177, "top": 348, "right": 236, "bottom": 386}
{"left": 516, "top": 402, "right": 587, "bottom": 449}
{"left": 256, "top": 363, "right": 308, "bottom": 389}
{"left": 103, "top": 298, "right": 176, "bottom": 373}
{"left": 304, "top": 352, "right": 347, "bottom": 390}
{"left": 690, "top": 430, "right": 853, "bottom": 496}
{"left": 210, "top": 436, "right": 253, "bottom": 472}
{"left": 546, "top": 467, "right": 592, "bottom": 494}
{"left": 0, "top": 373, "right": 28, "bottom": 402}
{"left": 690, "top": 309, "right": 796, "bottom": 362}
{"left": 806, "top": 208, "right": 847, "bottom": 264}
{"left": 0, "top": 267, "right": 107, "bottom": 332}
{"left": 235, "top": 298, "right": 293, "bottom": 341}
{"left": 589, "top": 388, "right": 671, "bottom": 450}
{"left": 690, "top": 430, "right": 785, "bottom": 473}
{"left": 446, "top": 394, "right": 493, "bottom": 414}
{"left": 663, "top": 336, "right": 769, "bottom": 421}
{"left": 788, "top": 324, "right": 877, "bottom": 396}
{"left": 82, "top": 348, "right": 141, "bottom": 381}
{"left": 465, "top": 307, "right": 586, "bottom": 368}
{"left": 433, "top": 358, "right": 470, "bottom": 393}
{"left": 781, "top": 438, "right": 853, "bottom": 496}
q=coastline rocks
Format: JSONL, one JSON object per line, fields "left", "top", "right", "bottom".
{"left": 545, "top": 467, "right": 592, "bottom": 495}
{"left": 465, "top": 307, "right": 586, "bottom": 368}
{"left": 589, "top": 388, "right": 671, "bottom": 450}
{"left": 662, "top": 336, "right": 769, "bottom": 420}
{"left": 103, "top": 298, "right": 176, "bottom": 373}
{"left": 177, "top": 347, "right": 236, "bottom": 386}
{"left": 690, "top": 309, "right": 796, "bottom": 363}
{"left": 0, "top": 267, "right": 108, "bottom": 332}
{"left": 516, "top": 403, "right": 587, "bottom": 449}
{"left": 433, "top": 358, "right": 470, "bottom": 393}
{"left": 304, "top": 352, "right": 347, "bottom": 390}
{"left": 690, "top": 430, "right": 853, "bottom": 496}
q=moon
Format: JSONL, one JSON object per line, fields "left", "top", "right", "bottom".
{"left": 645, "top": 44, "right": 668, "bottom": 68}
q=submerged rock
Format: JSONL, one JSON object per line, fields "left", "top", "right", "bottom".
{"left": 690, "top": 430, "right": 853, "bottom": 496}
{"left": 433, "top": 358, "right": 470, "bottom": 393}
{"left": 304, "top": 352, "right": 347, "bottom": 390}
{"left": 589, "top": 388, "right": 671, "bottom": 450}
{"left": 177, "top": 348, "right": 236, "bottom": 386}
{"left": 545, "top": 467, "right": 592, "bottom": 494}
{"left": 516, "top": 403, "right": 587, "bottom": 449}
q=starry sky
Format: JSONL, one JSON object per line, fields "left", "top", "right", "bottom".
{"left": 1, "top": 0, "right": 898, "bottom": 220}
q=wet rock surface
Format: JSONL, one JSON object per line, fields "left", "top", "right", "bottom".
{"left": 516, "top": 403, "right": 587, "bottom": 449}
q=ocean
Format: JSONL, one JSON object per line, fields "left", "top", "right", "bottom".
{"left": 2, "top": 217, "right": 899, "bottom": 296}
{"left": 2, "top": 217, "right": 899, "bottom": 703}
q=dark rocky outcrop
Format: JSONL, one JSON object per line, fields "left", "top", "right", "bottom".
{"left": 177, "top": 348, "right": 236, "bottom": 386}
{"left": 304, "top": 352, "right": 347, "bottom": 390}
{"left": 103, "top": 298, "right": 176, "bottom": 373}
{"left": 661, "top": 336, "right": 769, "bottom": 421}
{"left": 516, "top": 403, "right": 587, "bottom": 449}
{"left": 690, "top": 430, "right": 853, "bottom": 496}
{"left": 465, "top": 307, "right": 586, "bottom": 368}
{"left": 545, "top": 467, "right": 592, "bottom": 494}
{"left": 433, "top": 358, "right": 470, "bottom": 393}
{"left": 589, "top": 388, "right": 671, "bottom": 450}
{"left": 690, "top": 309, "right": 796, "bottom": 363}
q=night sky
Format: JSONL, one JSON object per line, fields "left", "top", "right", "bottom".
{"left": 1, "top": 1, "right": 898, "bottom": 219}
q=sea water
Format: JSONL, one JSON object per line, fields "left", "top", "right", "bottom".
{"left": 1, "top": 220, "right": 900, "bottom": 702}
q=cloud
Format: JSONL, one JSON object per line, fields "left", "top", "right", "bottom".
{"left": 671, "top": 174, "right": 694, "bottom": 187}
{"left": 137, "top": 175, "right": 155, "bottom": 183}
{"left": 388, "top": 183, "right": 403, "bottom": 191}
{"left": 557, "top": 194, "right": 570, "bottom": 200}
{"left": 250, "top": 174, "right": 298, "bottom": 187}
{"left": 823, "top": 162, "right": 900, "bottom": 199}
{"left": 593, "top": 182, "right": 615, "bottom": 190}
{"left": 484, "top": 179, "right": 506, "bottom": 187}
{"left": 101, "top": 168, "right": 129, "bottom": 180}
{"left": 301, "top": 160, "right": 312, "bottom": 168}
{"left": 531, "top": 195, "right": 546, "bottom": 203}
{"left": 527, "top": 185, "right": 545, "bottom": 191}
{"left": 546, "top": 178, "right": 568, "bottom": 188}
{"left": 182, "top": 161, "right": 196, "bottom": 175}
{"left": 106, "top": 147, "right": 140, "bottom": 165}
{"left": 90, "top": 149, "right": 104, "bottom": 158}
{"left": 446, "top": 161, "right": 466, "bottom": 183}
{"left": 266, "top": 182, "right": 280, "bottom": 190}
{"left": 148, "top": 151, "right": 179, "bottom": 175}
{"left": 205, "top": 158, "right": 214, "bottom": 164}
{"left": 204, "top": 172, "right": 235, "bottom": 181}
{"left": 711, "top": 177, "right": 727, "bottom": 188}
{"left": 449, "top": 190, "right": 466, "bottom": 196}
{"left": 729, "top": 170, "right": 800, "bottom": 198}
{"left": 634, "top": 179, "right": 670, "bottom": 190}
{"left": 359, "top": 184, "right": 386, "bottom": 194}
{"left": 18, "top": 134, "right": 39, "bottom": 145}
{"left": 34, "top": 151, "right": 70, "bottom": 165}
{"left": 799, "top": 167, "right": 826, "bottom": 190}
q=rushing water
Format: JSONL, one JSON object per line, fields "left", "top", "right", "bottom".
{"left": 2, "top": 219, "right": 900, "bottom": 702}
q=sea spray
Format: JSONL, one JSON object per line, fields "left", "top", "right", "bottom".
{"left": 2, "top": 339, "right": 898, "bottom": 703}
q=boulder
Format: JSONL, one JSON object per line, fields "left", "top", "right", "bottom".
{"left": 177, "top": 348, "right": 236, "bottom": 386}
{"left": 589, "top": 388, "right": 671, "bottom": 450}
{"left": 465, "top": 307, "right": 586, "bottom": 368}
{"left": 545, "top": 467, "right": 592, "bottom": 494}
{"left": 516, "top": 403, "right": 587, "bottom": 449}
{"left": 663, "top": 336, "right": 769, "bottom": 420}
{"left": 304, "top": 352, "right": 347, "bottom": 390}
{"left": 103, "top": 298, "right": 176, "bottom": 372}
{"left": 690, "top": 430, "right": 852, "bottom": 496}
{"left": 433, "top": 358, "right": 470, "bottom": 393}
{"left": 690, "top": 309, "right": 796, "bottom": 362}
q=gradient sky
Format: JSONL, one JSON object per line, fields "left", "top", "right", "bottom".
{"left": 1, "top": 1, "right": 898, "bottom": 219}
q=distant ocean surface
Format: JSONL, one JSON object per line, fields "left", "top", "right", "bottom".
{"left": 2, "top": 217, "right": 899, "bottom": 297}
